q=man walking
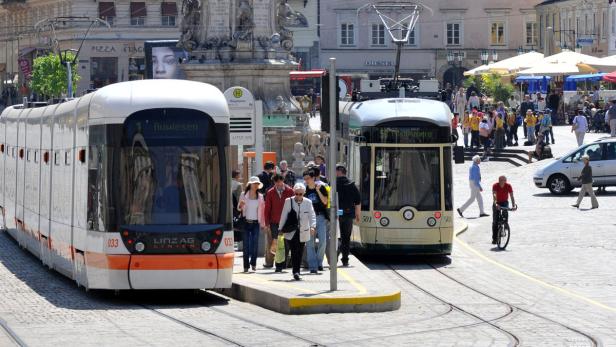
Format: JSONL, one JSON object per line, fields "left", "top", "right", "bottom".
{"left": 572, "top": 155, "right": 599, "bottom": 209}
{"left": 457, "top": 155, "right": 489, "bottom": 218}
{"left": 263, "top": 174, "right": 294, "bottom": 271}
{"left": 336, "top": 164, "right": 361, "bottom": 267}
{"left": 607, "top": 99, "right": 616, "bottom": 137}
{"left": 492, "top": 176, "right": 516, "bottom": 244}
{"left": 258, "top": 161, "right": 276, "bottom": 194}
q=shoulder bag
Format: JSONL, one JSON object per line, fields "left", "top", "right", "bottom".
{"left": 281, "top": 199, "right": 300, "bottom": 233}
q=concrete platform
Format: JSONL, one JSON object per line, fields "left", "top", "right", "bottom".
{"left": 216, "top": 253, "right": 401, "bottom": 314}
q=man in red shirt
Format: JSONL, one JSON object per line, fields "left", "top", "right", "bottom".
{"left": 492, "top": 176, "right": 517, "bottom": 244}
{"left": 264, "top": 174, "right": 294, "bottom": 271}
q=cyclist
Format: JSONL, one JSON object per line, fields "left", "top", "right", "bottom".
{"left": 492, "top": 176, "right": 517, "bottom": 245}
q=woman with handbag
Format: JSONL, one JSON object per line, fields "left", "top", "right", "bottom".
{"left": 278, "top": 183, "right": 316, "bottom": 281}
{"left": 237, "top": 176, "right": 266, "bottom": 273}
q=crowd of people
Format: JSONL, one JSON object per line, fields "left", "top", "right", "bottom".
{"left": 232, "top": 158, "right": 361, "bottom": 281}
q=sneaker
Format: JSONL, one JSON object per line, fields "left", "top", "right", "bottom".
{"left": 293, "top": 273, "right": 300, "bottom": 281}
{"left": 456, "top": 208, "right": 464, "bottom": 218}
{"left": 341, "top": 262, "right": 349, "bottom": 267}
{"left": 591, "top": 206, "right": 598, "bottom": 209}
{"left": 492, "top": 240, "right": 497, "bottom": 245}
{"left": 274, "top": 268, "right": 282, "bottom": 273}
{"left": 243, "top": 268, "right": 249, "bottom": 273}
{"left": 263, "top": 264, "right": 273, "bottom": 269}
{"left": 318, "top": 266, "right": 324, "bottom": 271}
{"left": 479, "top": 213, "right": 490, "bottom": 217}
{"left": 571, "top": 204, "right": 579, "bottom": 208}
{"left": 310, "top": 270, "right": 318, "bottom": 274}
{"left": 251, "top": 265, "right": 256, "bottom": 271}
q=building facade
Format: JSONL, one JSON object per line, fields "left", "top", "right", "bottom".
{"left": 535, "top": 0, "right": 610, "bottom": 56}
{"left": 287, "top": 0, "right": 319, "bottom": 70}
{"left": 319, "top": 0, "right": 542, "bottom": 87}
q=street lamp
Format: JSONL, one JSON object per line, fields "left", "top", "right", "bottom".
{"left": 447, "top": 50, "right": 463, "bottom": 88}
{"left": 59, "top": 48, "right": 78, "bottom": 98}
{"left": 492, "top": 49, "right": 498, "bottom": 62}
{"left": 517, "top": 46, "right": 524, "bottom": 55}
{"left": 480, "top": 50, "right": 489, "bottom": 65}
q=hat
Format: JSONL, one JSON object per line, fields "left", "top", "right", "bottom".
{"left": 246, "top": 176, "right": 263, "bottom": 189}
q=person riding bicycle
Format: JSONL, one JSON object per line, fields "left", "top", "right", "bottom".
{"left": 492, "top": 176, "right": 517, "bottom": 245}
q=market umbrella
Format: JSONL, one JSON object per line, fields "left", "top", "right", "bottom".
{"left": 541, "top": 50, "right": 604, "bottom": 66}
{"left": 517, "top": 61, "right": 586, "bottom": 76}
{"left": 487, "top": 51, "right": 544, "bottom": 74}
{"left": 463, "top": 64, "right": 491, "bottom": 76}
{"left": 603, "top": 70, "right": 616, "bottom": 83}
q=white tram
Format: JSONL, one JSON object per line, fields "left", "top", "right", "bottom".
{"left": 0, "top": 79, "right": 234, "bottom": 289}
{"left": 341, "top": 98, "right": 454, "bottom": 255}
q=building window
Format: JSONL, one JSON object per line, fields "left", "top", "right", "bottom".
{"left": 91, "top": 57, "right": 118, "bottom": 89}
{"left": 490, "top": 21, "right": 505, "bottom": 45}
{"left": 130, "top": 2, "right": 147, "bottom": 26}
{"left": 539, "top": 15, "right": 543, "bottom": 48}
{"left": 407, "top": 28, "right": 417, "bottom": 46}
{"left": 98, "top": 2, "right": 116, "bottom": 26}
{"left": 371, "top": 23, "right": 385, "bottom": 46}
{"left": 340, "top": 23, "right": 355, "bottom": 46}
{"left": 526, "top": 22, "right": 538, "bottom": 46}
{"left": 446, "top": 22, "right": 460, "bottom": 45}
{"left": 161, "top": 2, "right": 177, "bottom": 27}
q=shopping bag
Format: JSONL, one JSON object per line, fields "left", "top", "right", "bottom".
{"left": 269, "top": 236, "right": 278, "bottom": 255}
{"left": 274, "top": 234, "right": 286, "bottom": 264}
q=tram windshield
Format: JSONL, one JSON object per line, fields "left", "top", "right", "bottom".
{"left": 120, "top": 109, "right": 222, "bottom": 225}
{"left": 374, "top": 147, "right": 441, "bottom": 211}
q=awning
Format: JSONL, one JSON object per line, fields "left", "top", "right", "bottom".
{"left": 130, "top": 2, "right": 147, "bottom": 17}
{"left": 161, "top": 2, "right": 177, "bottom": 16}
{"left": 290, "top": 69, "right": 326, "bottom": 80}
{"left": 99, "top": 2, "right": 116, "bottom": 17}
{"left": 564, "top": 73, "right": 606, "bottom": 82}
{"left": 514, "top": 75, "right": 552, "bottom": 83}
{"left": 603, "top": 71, "right": 616, "bottom": 83}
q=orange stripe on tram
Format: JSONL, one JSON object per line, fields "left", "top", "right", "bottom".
{"left": 85, "top": 252, "right": 235, "bottom": 271}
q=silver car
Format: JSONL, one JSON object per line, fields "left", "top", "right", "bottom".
{"left": 534, "top": 137, "right": 616, "bottom": 195}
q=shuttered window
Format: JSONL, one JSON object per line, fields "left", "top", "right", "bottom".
{"left": 161, "top": 2, "right": 177, "bottom": 26}
{"left": 99, "top": 2, "right": 116, "bottom": 25}
{"left": 130, "top": 2, "right": 146, "bottom": 25}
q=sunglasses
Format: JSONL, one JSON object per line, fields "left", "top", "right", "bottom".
{"left": 295, "top": 192, "right": 304, "bottom": 196}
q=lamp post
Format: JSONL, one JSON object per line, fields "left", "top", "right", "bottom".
{"left": 480, "top": 50, "right": 489, "bottom": 65}
{"left": 59, "top": 48, "right": 78, "bottom": 98}
{"left": 517, "top": 46, "right": 525, "bottom": 55}
{"left": 491, "top": 49, "right": 498, "bottom": 63}
{"left": 447, "top": 50, "right": 463, "bottom": 88}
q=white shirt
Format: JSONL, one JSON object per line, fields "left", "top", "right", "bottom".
{"left": 573, "top": 115, "right": 588, "bottom": 133}
{"left": 244, "top": 198, "right": 259, "bottom": 220}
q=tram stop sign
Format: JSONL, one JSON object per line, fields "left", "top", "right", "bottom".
{"left": 224, "top": 86, "right": 256, "bottom": 146}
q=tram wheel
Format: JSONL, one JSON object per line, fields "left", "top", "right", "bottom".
{"left": 497, "top": 224, "right": 510, "bottom": 250}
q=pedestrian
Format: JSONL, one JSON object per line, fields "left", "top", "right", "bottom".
{"left": 455, "top": 87, "right": 467, "bottom": 114}
{"left": 491, "top": 176, "right": 517, "bottom": 244}
{"left": 279, "top": 160, "right": 296, "bottom": 187}
{"left": 506, "top": 109, "right": 518, "bottom": 146}
{"left": 231, "top": 169, "right": 243, "bottom": 206}
{"left": 279, "top": 183, "right": 316, "bottom": 280}
{"left": 457, "top": 155, "right": 489, "bottom": 218}
{"left": 315, "top": 154, "right": 327, "bottom": 178}
{"left": 572, "top": 110, "right": 588, "bottom": 146}
{"left": 607, "top": 99, "right": 616, "bottom": 137}
{"left": 462, "top": 111, "right": 471, "bottom": 148}
{"left": 527, "top": 131, "right": 546, "bottom": 163}
{"left": 507, "top": 95, "right": 520, "bottom": 112}
{"left": 572, "top": 155, "right": 599, "bottom": 209}
{"left": 307, "top": 88, "right": 317, "bottom": 118}
{"left": 258, "top": 161, "right": 276, "bottom": 194}
{"left": 524, "top": 110, "right": 537, "bottom": 144}
{"left": 336, "top": 164, "right": 361, "bottom": 267}
{"left": 237, "top": 176, "right": 266, "bottom": 273}
{"left": 468, "top": 91, "right": 480, "bottom": 112}
{"left": 470, "top": 109, "right": 481, "bottom": 148}
{"left": 303, "top": 170, "right": 329, "bottom": 273}
{"left": 540, "top": 109, "right": 553, "bottom": 143}
{"left": 479, "top": 117, "right": 491, "bottom": 159}
{"left": 263, "top": 174, "right": 294, "bottom": 271}
{"left": 495, "top": 112, "right": 506, "bottom": 150}
{"left": 520, "top": 95, "right": 534, "bottom": 138}
{"left": 452, "top": 112, "right": 460, "bottom": 142}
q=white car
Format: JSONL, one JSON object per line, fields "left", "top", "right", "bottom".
{"left": 534, "top": 137, "right": 616, "bottom": 195}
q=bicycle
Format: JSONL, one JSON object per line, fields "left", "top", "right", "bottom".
{"left": 495, "top": 204, "right": 516, "bottom": 250}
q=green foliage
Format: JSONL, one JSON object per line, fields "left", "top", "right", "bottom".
{"left": 30, "top": 53, "right": 80, "bottom": 98}
{"left": 463, "top": 75, "right": 484, "bottom": 92}
{"left": 480, "top": 73, "right": 514, "bottom": 103}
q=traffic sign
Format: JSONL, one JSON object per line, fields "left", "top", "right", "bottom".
{"left": 224, "top": 86, "right": 255, "bottom": 146}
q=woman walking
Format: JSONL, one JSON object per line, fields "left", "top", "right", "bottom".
{"left": 237, "top": 176, "right": 265, "bottom": 272}
{"left": 279, "top": 183, "right": 316, "bottom": 280}
{"left": 572, "top": 155, "right": 599, "bottom": 209}
{"left": 572, "top": 110, "right": 589, "bottom": 146}
{"left": 454, "top": 87, "right": 467, "bottom": 114}
{"left": 462, "top": 111, "right": 471, "bottom": 148}
{"left": 303, "top": 170, "right": 329, "bottom": 273}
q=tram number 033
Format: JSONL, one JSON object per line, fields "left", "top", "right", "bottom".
{"left": 107, "top": 238, "right": 119, "bottom": 248}
{"left": 223, "top": 237, "right": 233, "bottom": 247}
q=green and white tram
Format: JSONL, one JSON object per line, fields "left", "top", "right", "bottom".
{"left": 341, "top": 98, "right": 454, "bottom": 255}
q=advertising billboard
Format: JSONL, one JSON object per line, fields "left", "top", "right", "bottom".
{"left": 144, "top": 40, "right": 188, "bottom": 79}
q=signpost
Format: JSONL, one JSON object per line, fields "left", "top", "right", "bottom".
{"left": 328, "top": 58, "right": 338, "bottom": 292}
{"left": 224, "top": 86, "right": 256, "bottom": 146}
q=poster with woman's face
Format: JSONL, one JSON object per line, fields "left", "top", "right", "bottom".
{"left": 145, "top": 41, "right": 188, "bottom": 79}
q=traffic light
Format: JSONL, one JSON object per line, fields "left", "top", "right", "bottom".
{"left": 320, "top": 73, "right": 340, "bottom": 133}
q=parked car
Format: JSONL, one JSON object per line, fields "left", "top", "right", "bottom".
{"left": 534, "top": 137, "right": 616, "bottom": 195}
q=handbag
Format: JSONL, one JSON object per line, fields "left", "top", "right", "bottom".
{"left": 274, "top": 234, "right": 286, "bottom": 264}
{"left": 281, "top": 199, "right": 300, "bottom": 233}
{"left": 233, "top": 215, "right": 246, "bottom": 231}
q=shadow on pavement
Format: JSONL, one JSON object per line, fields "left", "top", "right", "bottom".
{"left": 358, "top": 253, "right": 452, "bottom": 270}
{"left": 0, "top": 231, "right": 229, "bottom": 310}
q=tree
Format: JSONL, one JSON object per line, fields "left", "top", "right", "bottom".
{"left": 30, "top": 53, "right": 80, "bottom": 98}
{"left": 480, "top": 73, "right": 514, "bottom": 103}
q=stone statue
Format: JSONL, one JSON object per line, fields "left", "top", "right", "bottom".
{"left": 275, "top": 0, "right": 308, "bottom": 52}
{"left": 234, "top": 0, "right": 253, "bottom": 41}
{"left": 273, "top": 95, "right": 289, "bottom": 114}
{"left": 179, "top": 0, "right": 202, "bottom": 51}
{"left": 291, "top": 142, "right": 305, "bottom": 171}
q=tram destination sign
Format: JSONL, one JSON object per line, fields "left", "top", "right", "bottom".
{"left": 224, "top": 86, "right": 255, "bottom": 146}
{"left": 369, "top": 126, "right": 450, "bottom": 143}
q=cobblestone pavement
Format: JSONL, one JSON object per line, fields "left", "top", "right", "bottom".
{"left": 0, "top": 126, "right": 614, "bottom": 346}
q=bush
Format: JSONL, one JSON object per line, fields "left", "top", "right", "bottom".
{"left": 480, "top": 73, "right": 514, "bottom": 103}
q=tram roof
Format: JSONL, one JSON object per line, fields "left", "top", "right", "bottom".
{"left": 341, "top": 98, "right": 452, "bottom": 128}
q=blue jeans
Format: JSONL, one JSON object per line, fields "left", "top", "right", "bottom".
{"left": 306, "top": 214, "right": 327, "bottom": 271}
{"left": 243, "top": 222, "right": 260, "bottom": 269}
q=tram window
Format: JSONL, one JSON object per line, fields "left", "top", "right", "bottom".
{"left": 54, "top": 151, "right": 60, "bottom": 166}
{"left": 65, "top": 150, "right": 72, "bottom": 165}
{"left": 360, "top": 147, "right": 371, "bottom": 210}
{"left": 34, "top": 151, "right": 39, "bottom": 164}
{"left": 443, "top": 148, "right": 453, "bottom": 211}
{"left": 26, "top": 150, "right": 31, "bottom": 162}
{"left": 374, "top": 147, "right": 441, "bottom": 211}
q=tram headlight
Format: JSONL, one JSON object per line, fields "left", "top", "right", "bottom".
{"left": 380, "top": 217, "right": 390, "bottom": 227}
{"left": 201, "top": 241, "right": 212, "bottom": 252}
{"left": 402, "top": 209, "right": 414, "bottom": 221}
{"left": 427, "top": 217, "right": 437, "bottom": 227}
{"left": 134, "top": 241, "right": 145, "bottom": 253}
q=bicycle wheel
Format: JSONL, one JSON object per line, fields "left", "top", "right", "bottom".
{"left": 497, "top": 223, "right": 510, "bottom": 250}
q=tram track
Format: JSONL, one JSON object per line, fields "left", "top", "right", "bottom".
{"left": 427, "top": 264, "right": 600, "bottom": 347}
{"left": 0, "top": 317, "right": 28, "bottom": 347}
{"left": 388, "top": 265, "right": 520, "bottom": 347}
